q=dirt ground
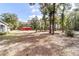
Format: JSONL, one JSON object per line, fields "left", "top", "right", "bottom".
{"left": 0, "top": 30, "right": 79, "bottom": 56}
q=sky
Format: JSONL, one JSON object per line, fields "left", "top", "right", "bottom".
{"left": 0, "top": 3, "right": 42, "bottom": 22}
{"left": 0, "top": 3, "right": 76, "bottom": 22}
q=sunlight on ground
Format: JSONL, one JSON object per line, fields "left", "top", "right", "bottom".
{"left": 5, "top": 30, "right": 35, "bottom": 36}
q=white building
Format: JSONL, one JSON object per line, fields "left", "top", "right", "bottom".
{"left": 0, "top": 20, "right": 10, "bottom": 33}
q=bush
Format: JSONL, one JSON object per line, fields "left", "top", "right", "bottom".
{"left": 64, "top": 16, "right": 74, "bottom": 37}
{"left": 0, "top": 32, "right": 7, "bottom": 35}
{"left": 65, "top": 30, "right": 74, "bottom": 37}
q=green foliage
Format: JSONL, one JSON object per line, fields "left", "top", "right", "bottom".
{"left": 64, "top": 15, "right": 74, "bottom": 37}
{"left": 29, "top": 16, "right": 39, "bottom": 30}
{"left": 74, "top": 12, "right": 79, "bottom": 31}
{"left": 0, "top": 32, "right": 7, "bottom": 35}
{"left": 40, "top": 4, "right": 48, "bottom": 30}
{"left": 18, "top": 21, "right": 30, "bottom": 29}
{"left": 0, "top": 13, "right": 19, "bottom": 30}
{"left": 65, "top": 30, "right": 74, "bottom": 37}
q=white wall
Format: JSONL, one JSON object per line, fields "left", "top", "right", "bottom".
{"left": 0, "top": 22, "right": 10, "bottom": 32}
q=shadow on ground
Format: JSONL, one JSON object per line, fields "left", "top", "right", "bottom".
{"left": 0, "top": 31, "right": 79, "bottom": 56}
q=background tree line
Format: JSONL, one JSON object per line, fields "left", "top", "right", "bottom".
{"left": 29, "top": 3, "right": 79, "bottom": 37}
{"left": 0, "top": 3, "right": 79, "bottom": 37}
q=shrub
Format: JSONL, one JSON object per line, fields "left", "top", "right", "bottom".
{"left": 0, "top": 32, "right": 7, "bottom": 35}
{"left": 64, "top": 16, "right": 74, "bottom": 37}
{"left": 65, "top": 30, "right": 74, "bottom": 37}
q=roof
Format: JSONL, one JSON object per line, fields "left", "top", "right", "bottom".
{"left": 0, "top": 20, "right": 9, "bottom": 26}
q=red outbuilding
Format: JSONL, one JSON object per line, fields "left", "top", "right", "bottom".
{"left": 19, "top": 27, "right": 32, "bottom": 31}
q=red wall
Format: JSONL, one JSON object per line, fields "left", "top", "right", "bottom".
{"left": 19, "top": 27, "right": 32, "bottom": 31}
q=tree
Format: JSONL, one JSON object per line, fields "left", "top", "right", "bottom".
{"left": 18, "top": 21, "right": 29, "bottom": 29}
{"left": 46, "top": 3, "right": 56, "bottom": 34}
{"left": 57, "top": 3, "right": 72, "bottom": 32}
{"left": 30, "top": 16, "right": 39, "bottom": 32}
{"left": 29, "top": 3, "right": 35, "bottom": 6}
{"left": 52, "top": 3, "right": 56, "bottom": 34}
{"left": 64, "top": 13, "right": 74, "bottom": 37}
{"left": 0, "top": 13, "right": 18, "bottom": 30}
{"left": 29, "top": 3, "right": 56, "bottom": 34}
{"left": 73, "top": 3, "right": 79, "bottom": 31}
{"left": 40, "top": 3, "right": 48, "bottom": 30}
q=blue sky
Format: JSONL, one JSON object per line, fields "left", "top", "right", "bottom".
{"left": 0, "top": 3, "right": 42, "bottom": 22}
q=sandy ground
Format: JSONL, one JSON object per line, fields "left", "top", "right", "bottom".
{"left": 0, "top": 30, "right": 79, "bottom": 56}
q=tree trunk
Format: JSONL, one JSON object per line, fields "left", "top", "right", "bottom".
{"left": 44, "top": 19, "right": 46, "bottom": 30}
{"left": 52, "top": 3, "right": 56, "bottom": 35}
{"left": 61, "top": 4, "right": 65, "bottom": 32}
{"left": 49, "top": 14, "right": 52, "bottom": 34}
{"left": 43, "top": 14, "right": 47, "bottom": 31}
{"left": 40, "top": 20, "right": 42, "bottom": 31}
{"left": 61, "top": 13, "right": 64, "bottom": 32}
